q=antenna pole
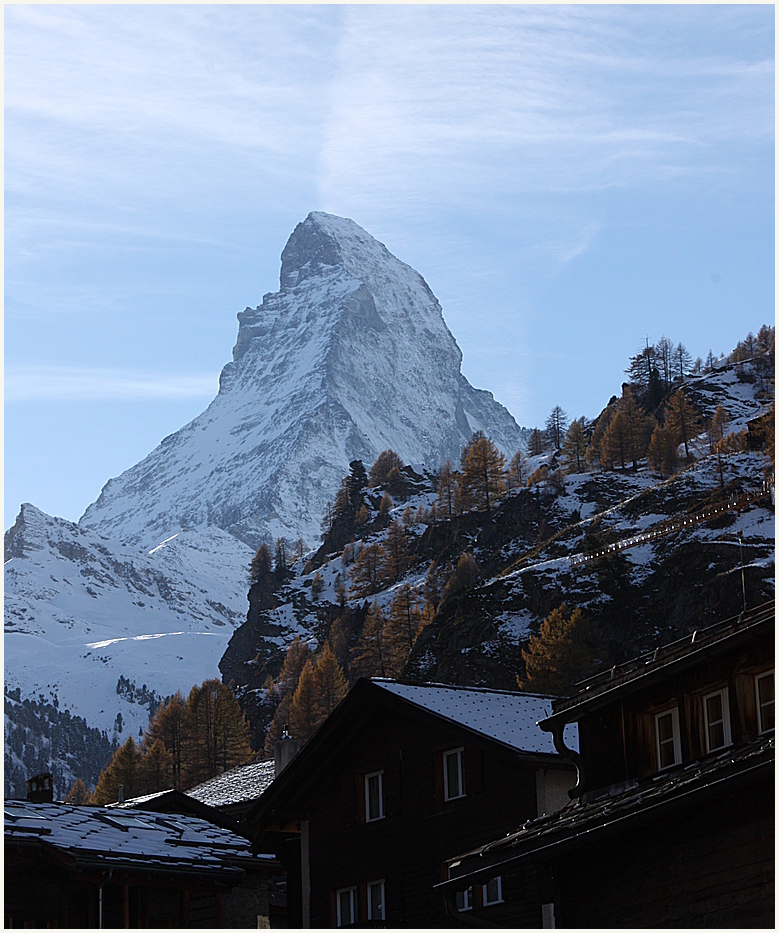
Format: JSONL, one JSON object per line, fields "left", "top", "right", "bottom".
{"left": 737, "top": 529, "right": 747, "bottom": 614}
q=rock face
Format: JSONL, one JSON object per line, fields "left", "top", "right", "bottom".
{"left": 79, "top": 212, "right": 528, "bottom": 550}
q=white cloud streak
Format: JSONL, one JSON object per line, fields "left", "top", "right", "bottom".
{"left": 5, "top": 366, "right": 219, "bottom": 402}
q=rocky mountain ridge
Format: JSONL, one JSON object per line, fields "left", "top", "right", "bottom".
{"left": 5, "top": 212, "right": 530, "bottom": 796}
{"left": 79, "top": 212, "right": 528, "bottom": 551}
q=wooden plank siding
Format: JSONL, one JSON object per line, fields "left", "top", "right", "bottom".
{"left": 551, "top": 776, "right": 774, "bottom": 927}
{"left": 300, "top": 701, "right": 564, "bottom": 927}
{"left": 577, "top": 634, "right": 772, "bottom": 792}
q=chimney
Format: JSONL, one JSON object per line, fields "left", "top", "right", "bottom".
{"left": 118, "top": 785, "right": 125, "bottom": 804}
{"left": 25, "top": 773, "right": 53, "bottom": 803}
{"left": 274, "top": 731, "right": 301, "bottom": 778}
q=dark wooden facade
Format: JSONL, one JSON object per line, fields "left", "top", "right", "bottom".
{"left": 443, "top": 601, "right": 775, "bottom": 928}
{"left": 4, "top": 849, "right": 235, "bottom": 928}
{"left": 4, "top": 802, "right": 282, "bottom": 929}
{"left": 550, "top": 771, "right": 773, "bottom": 927}
{"left": 247, "top": 680, "right": 575, "bottom": 927}
{"left": 574, "top": 617, "right": 773, "bottom": 794}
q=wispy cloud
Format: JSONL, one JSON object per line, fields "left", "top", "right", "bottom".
{"left": 5, "top": 366, "right": 219, "bottom": 401}
{"left": 315, "top": 5, "right": 773, "bottom": 213}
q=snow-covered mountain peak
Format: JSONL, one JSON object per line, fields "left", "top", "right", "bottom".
{"left": 79, "top": 213, "right": 527, "bottom": 550}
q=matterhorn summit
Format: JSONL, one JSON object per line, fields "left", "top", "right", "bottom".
{"left": 80, "top": 212, "right": 527, "bottom": 549}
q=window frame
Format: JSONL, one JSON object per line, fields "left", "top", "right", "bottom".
{"left": 443, "top": 747, "right": 465, "bottom": 801}
{"left": 336, "top": 886, "right": 356, "bottom": 928}
{"left": 756, "top": 670, "right": 774, "bottom": 734}
{"left": 703, "top": 687, "right": 732, "bottom": 752}
{"left": 482, "top": 875, "right": 503, "bottom": 906}
{"left": 364, "top": 770, "right": 385, "bottom": 822}
{"left": 654, "top": 706, "right": 682, "bottom": 770}
{"left": 367, "top": 879, "right": 385, "bottom": 921}
{"left": 455, "top": 886, "right": 473, "bottom": 912}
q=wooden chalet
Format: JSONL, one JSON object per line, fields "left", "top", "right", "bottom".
{"left": 245, "top": 677, "right": 577, "bottom": 927}
{"left": 4, "top": 801, "right": 281, "bottom": 928}
{"left": 441, "top": 600, "right": 775, "bottom": 928}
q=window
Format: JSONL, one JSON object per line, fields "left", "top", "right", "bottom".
{"left": 756, "top": 671, "right": 774, "bottom": 733}
{"left": 703, "top": 688, "right": 732, "bottom": 752}
{"left": 336, "top": 887, "right": 356, "bottom": 927}
{"left": 456, "top": 887, "right": 472, "bottom": 912}
{"left": 655, "top": 707, "right": 681, "bottom": 769}
{"left": 483, "top": 876, "right": 503, "bottom": 906}
{"left": 365, "top": 770, "right": 384, "bottom": 822}
{"left": 367, "top": 880, "right": 385, "bottom": 921}
{"left": 443, "top": 748, "right": 465, "bottom": 801}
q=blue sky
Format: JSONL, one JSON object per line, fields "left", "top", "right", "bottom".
{"left": 5, "top": 5, "right": 775, "bottom": 525}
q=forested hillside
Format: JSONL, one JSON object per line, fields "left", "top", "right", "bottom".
{"left": 222, "top": 327, "right": 775, "bottom": 751}
{"left": 7, "top": 327, "right": 773, "bottom": 799}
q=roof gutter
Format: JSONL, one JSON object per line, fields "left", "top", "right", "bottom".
{"left": 549, "top": 722, "right": 585, "bottom": 799}
{"left": 98, "top": 869, "right": 113, "bottom": 929}
{"left": 542, "top": 610, "right": 773, "bottom": 732}
{"left": 437, "top": 752, "right": 773, "bottom": 893}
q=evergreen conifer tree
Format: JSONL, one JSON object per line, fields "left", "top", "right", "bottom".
{"left": 91, "top": 736, "right": 143, "bottom": 805}
{"left": 518, "top": 604, "right": 595, "bottom": 695}
{"left": 562, "top": 419, "right": 587, "bottom": 473}
{"left": 289, "top": 660, "right": 321, "bottom": 743}
{"left": 459, "top": 436, "right": 506, "bottom": 512}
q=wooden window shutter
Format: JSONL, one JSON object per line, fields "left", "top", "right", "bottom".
{"left": 464, "top": 746, "right": 484, "bottom": 795}
{"left": 433, "top": 751, "right": 444, "bottom": 804}
{"left": 384, "top": 764, "right": 402, "bottom": 818}
{"left": 340, "top": 773, "right": 357, "bottom": 826}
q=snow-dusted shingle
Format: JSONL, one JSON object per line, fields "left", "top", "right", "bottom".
{"left": 187, "top": 759, "right": 276, "bottom": 809}
{"left": 372, "top": 680, "right": 578, "bottom": 754}
{"left": 3, "top": 801, "right": 272, "bottom": 872}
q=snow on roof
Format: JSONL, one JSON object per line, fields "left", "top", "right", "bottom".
{"left": 186, "top": 759, "right": 276, "bottom": 808}
{"left": 372, "top": 680, "right": 578, "bottom": 755}
{"left": 3, "top": 801, "right": 270, "bottom": 873}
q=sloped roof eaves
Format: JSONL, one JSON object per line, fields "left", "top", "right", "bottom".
{"left": 109, "top": 789, "right": 244, "bottom": 835}
{"left": 544, "top": 603, "right": 774, "bottom": 730}
{"left": 372, "top": 680, "right": 578, "bottom": 756}
{"left": 4, "top": 803, "right": 269, "bottom": 877}
{"left": 439, "top": 736, "right": 774, "bottom": 891}
{"left": 246, "top": 679, "right": 574, "bottom": 843}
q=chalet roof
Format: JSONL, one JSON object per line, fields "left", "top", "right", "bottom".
{"left": 187, "top": 759, "right": 276, "bottom": 808}
{"left": 542, "top": 601, "right": 774, "bottom": 731}
{"left": 246, "top": 678, "right": 575, "bottom": 841}
{"left": 440, "top": 734, "right": 775, "bottom": 891}
{"left": 4, "top": 801, "right": 275, "bottom": 877}
{"left": 372, "top": 680, "right": 578, "bottom": 755}
{"left": 108, "top": 788, "right": 244, "bottom": 834}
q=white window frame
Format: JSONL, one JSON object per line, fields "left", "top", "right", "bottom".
{"left": 654, "top": 707, "right": 681, "bottom": 770}
{"left": 756, "top": 670, "right": 774, "bottom": 734}
{"left": 456, "top": 886, "right": 472, "bottom": 912}
{"left": 443, "top": 748, "right": 465, "bottom": 801}
{"left": 367, "top": 879, "right": 385, "bottom": 921}
{"left": 364, "top": 770, "right": 384, "bottom": 822}
{"left": 703, "top": 687, "right": 732, "bottom": 752}
{"left": 336, "top": 886, "right": 356, "bottom": 927}
{"left": 482, "top": 875, "right": 503, "bottom": 906}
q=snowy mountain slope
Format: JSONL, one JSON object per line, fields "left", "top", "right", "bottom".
{"left": 220, "top": 361, "right": 774, "bottom": 742}
{"left": 4, "top": 504, "right": 254, "bottom": 741}
{"left": 80, "top": 212, "right": 528, "bottom": 551}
